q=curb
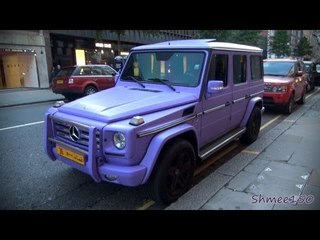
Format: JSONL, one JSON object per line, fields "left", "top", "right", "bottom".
{"left": 0, "top": 98, "right": 65, "bottom": 109}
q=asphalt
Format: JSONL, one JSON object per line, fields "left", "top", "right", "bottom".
{"left": 1, "top": 87, "right": 319, "bottom": 210}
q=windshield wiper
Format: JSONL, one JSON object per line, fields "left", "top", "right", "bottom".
{"left": 125, "top": 76, "right": 145, "bottom": 88}
{"left": 147, "top": 78, "right": 176, "bottom": 92}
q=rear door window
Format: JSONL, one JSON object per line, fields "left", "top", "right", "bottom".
{"left": 74, "top": 66, "right": 92, "bottom": 76}
{"left": 233, "top": 55, "right": 247, "bottom": 84}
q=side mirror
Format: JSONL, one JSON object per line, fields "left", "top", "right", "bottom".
{"left": 207, "top": 80, "right": 224, "bottom": 94}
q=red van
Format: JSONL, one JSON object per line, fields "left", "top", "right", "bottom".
{"left": 52, "top": 65, "right": 117, "bottom": 100}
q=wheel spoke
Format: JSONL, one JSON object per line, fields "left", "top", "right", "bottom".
{"left": 169, "top": 175, "right": 178, "bottom": 192}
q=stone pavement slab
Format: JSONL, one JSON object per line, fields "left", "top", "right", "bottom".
{"left": 201, "top": 187, "right": 274, "bottom": 210}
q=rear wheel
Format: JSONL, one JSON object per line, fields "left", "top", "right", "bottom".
{"left": 149, "top": 139, "right": 195, "bottom": 205}
{"left": 241, "top": 106, "right": 261, "bottom": 144}
{"left": 84, "top": 85, "right": 97, "bottom": 96}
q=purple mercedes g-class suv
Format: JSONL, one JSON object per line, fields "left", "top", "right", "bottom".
{"left": 44, "top": 39, "right": 264, "bottom": 204}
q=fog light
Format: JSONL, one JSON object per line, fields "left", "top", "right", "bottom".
{"left": 105, "top": 175, "right": 117, "bottom": 181}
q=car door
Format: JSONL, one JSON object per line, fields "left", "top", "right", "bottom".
{"left": 230, "top": 54, "right": 250, "bottom": 129}
{"left": 200, "top": 53, "right": 232, "bottom": 147}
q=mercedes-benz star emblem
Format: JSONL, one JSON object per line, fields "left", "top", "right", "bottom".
{"left": 69, "top": 126, "right": 80, "bottom": 142}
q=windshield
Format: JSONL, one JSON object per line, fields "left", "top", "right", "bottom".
{"left": 121, "top": 51, "right": 205, "bottom": 87}
{"left": 263, "top": 61, "right": 295, "bottom": 77}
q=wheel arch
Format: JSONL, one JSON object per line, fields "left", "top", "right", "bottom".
{"left": 140, "top": 124, "right": 198, "bottom": 184}
{"left": 240, "top": 97, "right": 263, "bottom": 127}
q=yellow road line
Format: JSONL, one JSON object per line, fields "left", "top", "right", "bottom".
{"left": 136, "top": 200, "right": 155, "bottom": 210}
{"left": 260, "top": 115, "right": 282, "bottom": 130}
{"left": 241, "top": 150, "right": 260, "bottom": 155}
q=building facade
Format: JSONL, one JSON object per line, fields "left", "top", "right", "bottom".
{"left": 0, "top": 30, "right": 50, "bottom": 88}
{"left": 0, "top": 30, "right": 198, "bottom": 89}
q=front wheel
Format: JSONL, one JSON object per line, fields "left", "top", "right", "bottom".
{"left": 297, "top": 89, "right": 306, "bottom": 105}
{"left": 149, "top": 139, "right": 195, "bottom": 205}
{"left": 284, "top": 94, "right": 294, "bottom": 114}
{"left": 241, "top": 106, "right": 261, "bottom": 144}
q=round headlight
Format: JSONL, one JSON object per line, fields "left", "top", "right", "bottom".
{"left": 113, "top": 132, "right": 126, "bottom": 150}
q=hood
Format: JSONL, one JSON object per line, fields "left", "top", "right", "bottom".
{"left": 57, "top": 86, "right": 198, "bottom": 123}
{"left": 264, "top": 75, "right": 294, "bottom": 84}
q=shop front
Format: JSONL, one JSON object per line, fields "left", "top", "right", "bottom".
{"left": 0, "top": 49, "right": 40, "bottom": 89}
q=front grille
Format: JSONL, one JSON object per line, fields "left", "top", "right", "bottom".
{"left": 53, "top": 118, "right": 104, "bottom": 152}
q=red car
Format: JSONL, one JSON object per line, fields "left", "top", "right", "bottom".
{"left": 52, "top": 65, "right": 117, "bottom": 100}
{"left": 263, "top": 59, "right": 308, "bottom": 114}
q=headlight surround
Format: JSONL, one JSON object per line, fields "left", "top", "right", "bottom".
{"left": 113, "top": 132, "right": 126, "bottom": 150}
{"left": 271, "top": 85, "right": 287, "bottom": 92}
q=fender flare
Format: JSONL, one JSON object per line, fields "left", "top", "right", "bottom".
{"left": 240, "top": 97, "right": 263, "bottom": 127}
{"left": 139, "top": 123, "right": 198, "bottom": 184}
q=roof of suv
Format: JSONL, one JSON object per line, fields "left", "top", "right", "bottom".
{"left": 132, "top": 39, "right": 262, "bottom": 52}
{"left": 264, "top": 58, "right": 300, "bottom": 62}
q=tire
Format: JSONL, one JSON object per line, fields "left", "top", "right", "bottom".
{"left": 84, "top": 85, "right": 97, "bottom": 96}
{"left": 241, "top": 106, "right": 261, "bottom": 144}
{"left": 284, "top": 94, "right": 294, "bottom": 114}
{"left": 149, "top": 139, "right": 195, "bottom": 205}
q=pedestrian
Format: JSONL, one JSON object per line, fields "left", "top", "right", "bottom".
{"left": 49, "top": 64, "right": 61, "bottom": 87}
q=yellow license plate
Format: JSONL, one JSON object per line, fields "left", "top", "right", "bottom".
{"left": 57, "top": 80, "right": 64, "bottom": 84}
{"left": 56, "top": 146, "right": 85, "bottom": 166}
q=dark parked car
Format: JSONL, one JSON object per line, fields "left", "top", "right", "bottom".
{"left": 52, "top": 64, "right": 118, "bottom": 100}
{"left": 304, "top": 61, "right": 320, "bottom": 88}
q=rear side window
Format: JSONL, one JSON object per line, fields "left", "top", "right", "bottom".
{"left": 233, "top": 55, "right": 247, "bottom": 84}
{"left": 92, "top": 66, "right": 103, "bottom": 75}
{"left": 251, "top": 55, "right": 262, "bottom": 80}
{"left": 56, "top": 67, "right": 76, "bottom": 77}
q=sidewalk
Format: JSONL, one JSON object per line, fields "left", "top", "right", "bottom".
{"left": 166, "top": 89, "right": 320, "bottom": 210}
{"left": 0, "top": 88, "right": 65, "bottom": 108}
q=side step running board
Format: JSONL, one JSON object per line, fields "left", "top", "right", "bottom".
{"left": 199, "top": 127, "right": 246, "bottom": 160}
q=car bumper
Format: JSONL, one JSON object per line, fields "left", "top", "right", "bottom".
{"left": 263, "top": 92, "right": 291, "bottom": 107}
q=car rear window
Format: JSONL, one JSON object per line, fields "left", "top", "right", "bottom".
{"left": 56, "top": 67, "right": 76, "bottom": 77}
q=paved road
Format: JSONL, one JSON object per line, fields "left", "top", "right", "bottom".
{"left": 0, "top": 99, "right": 305, "bottom": 210}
